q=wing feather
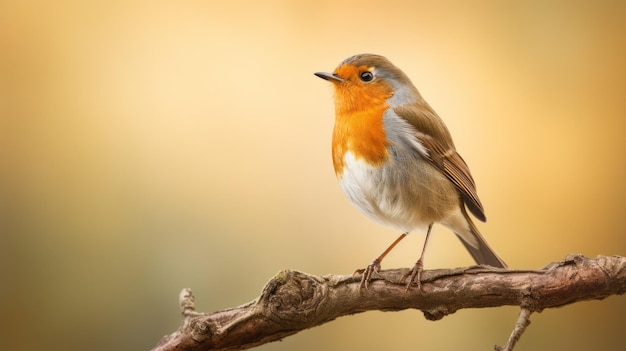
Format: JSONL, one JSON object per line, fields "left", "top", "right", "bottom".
{"left": 415, "top": 132, "right": 486, "bottom": 222}
{"left": 393, "top": 104, "right": 486, "bottom": 222}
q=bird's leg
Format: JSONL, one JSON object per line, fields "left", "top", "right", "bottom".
{"left": 353, "top": 233, "right": 407, "bottom": 289}
{"left": 400, "top": 224, "right": 433, "bottom": 292}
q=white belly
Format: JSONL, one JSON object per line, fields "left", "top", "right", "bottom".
{"left": 337, "top": 151, "right": 434, "bottom": 234}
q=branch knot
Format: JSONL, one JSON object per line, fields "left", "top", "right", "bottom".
{"left": 262, "top": 270, "right": 326, "bottom": 326}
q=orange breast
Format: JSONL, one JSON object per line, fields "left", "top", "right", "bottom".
{"left": 332, "top": 100, "right": 390, "bottom": 177}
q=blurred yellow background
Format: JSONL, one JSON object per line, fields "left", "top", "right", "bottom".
{"left": 2, "top": 1, "right": 625, "bottom": 350}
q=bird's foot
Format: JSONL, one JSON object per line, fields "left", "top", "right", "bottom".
{"left": 352, "top": 258, "right": 381, "bottom": 289}
{"left": 399, "top": 259, "right": 424, "bottom": 293}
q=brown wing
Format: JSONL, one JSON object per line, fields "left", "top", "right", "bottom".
{"left": 414, "top": 132, "right": 486, "bottom": 222}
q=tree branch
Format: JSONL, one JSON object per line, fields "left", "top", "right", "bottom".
{"left": 152, "top": 254, "right": 626, "bottom": 351}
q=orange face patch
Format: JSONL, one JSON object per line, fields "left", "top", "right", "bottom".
{"left": 330, "top": 64, "right": 394, "bottom": 176}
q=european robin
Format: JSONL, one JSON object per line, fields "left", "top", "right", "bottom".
{"left": 315, "top": 54, "right": 507, "bottom": 289}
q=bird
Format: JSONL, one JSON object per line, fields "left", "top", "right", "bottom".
{"left": 314, "top": 54, "right": 507, "bottom": 290}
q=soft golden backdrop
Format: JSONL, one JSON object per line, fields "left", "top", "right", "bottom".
{"left": 2, "top": 1, "right": 625, "bottom": 350}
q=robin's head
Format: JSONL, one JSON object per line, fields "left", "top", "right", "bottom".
{"left": 315, "top": 54, "right": 421, "bottom": 113}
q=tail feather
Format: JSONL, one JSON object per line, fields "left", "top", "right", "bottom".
{"left": 455, "top": 207, "right": 507, "bottom": 268}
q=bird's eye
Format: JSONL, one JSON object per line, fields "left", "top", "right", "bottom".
{"left": 359, "top": 71, "right": 374, "bottom": 82}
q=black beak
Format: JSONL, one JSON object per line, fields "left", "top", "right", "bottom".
{"left": 314, "top": 72, "right": 344, "bottom": 82}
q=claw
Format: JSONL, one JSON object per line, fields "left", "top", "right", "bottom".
{"left": 353, "top": 258, "right": 381, "bottom": 289}
{"left": 399, "top": 259, "right": 424, "bottom": 293}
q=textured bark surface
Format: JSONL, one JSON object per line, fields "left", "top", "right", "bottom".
{"left": 152, "top": 254, "right": 626, "bottom": 351}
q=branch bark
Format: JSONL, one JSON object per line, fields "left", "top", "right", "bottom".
{"left": 152, "top": 254, "right": 626, "bottom": 351}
